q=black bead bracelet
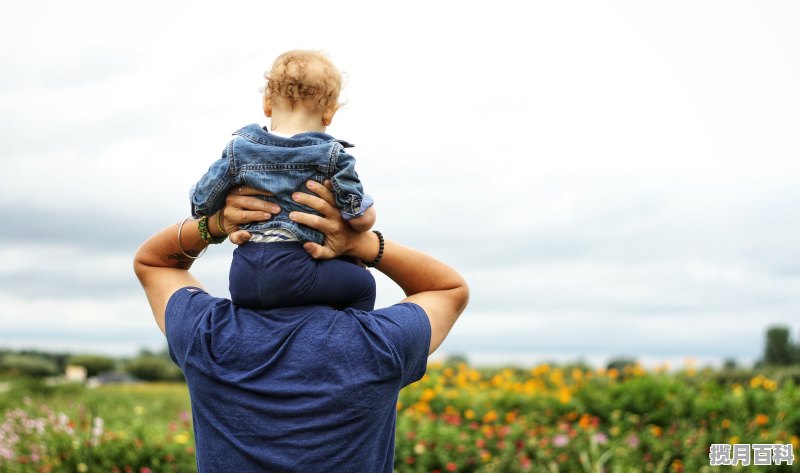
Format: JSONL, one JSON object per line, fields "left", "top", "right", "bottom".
{"left": 365, "top": 230, "right": 384, "bottom": 267}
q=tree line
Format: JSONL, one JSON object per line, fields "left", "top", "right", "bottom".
{"left": 1, "top": 325, "right": 798, "bottom": 381}
{"left": 0, "top": 348, "right": 182, "bottom": 381}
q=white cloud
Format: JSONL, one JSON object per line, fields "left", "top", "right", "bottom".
{"left": 1, "top": 0, "right": 799, "bottom": 363}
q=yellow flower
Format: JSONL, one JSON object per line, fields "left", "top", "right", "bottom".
{"left": 413, "top": 443, "right": 426, "bottom": 455}
{"left": 465, "top": 409, "right": 475, "bottom": 420}
{"left": 483, "top": 410, "right": 498, "bottom": 423}
{"left": 558, "top": 386, "right": 571, "bottom": 404}
{"left": 174, "top": 433, "right": 190, "bottom": 445}
{"left": 134, "top": 405, "right": 145, "bottom": 415}
{"left": 649, "top": 425, "right": 663, "bottom": 437}
{"left": 77, "top": 464, "right": 88, "bottom": 473}
{"left": 750, "top": 375, "right": 763, "bottom": 389}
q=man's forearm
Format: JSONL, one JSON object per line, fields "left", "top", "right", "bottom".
{"left": 376, "top": 240, "right": 467, "bottom": 300}
{"left": 345, "top": 232, "right": 467, "bottom": 299}
{"left": 134, "top": 214, "right": 226, "bottom": 273}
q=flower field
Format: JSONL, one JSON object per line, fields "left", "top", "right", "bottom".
{"left": 1, "top": 363, "right": 798, "bottom": 472}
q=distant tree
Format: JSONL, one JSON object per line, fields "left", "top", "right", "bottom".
{"left": 0, "top": 354, "right": 59, "bottom": 378}
{"left": 764, "top": 326, "right": 795, "bottom": 366}
{"left": 69, "top": 354, "right": 117, "bottom": 377}
{"left": 722, "top": 358, "right": 738, "bottom": 370}
{"left": 444, "top": 354, "right": 469, "bottom": 366}
{"left": 125, "top": 355, "right": 183, "bottom": 381}
{"left": 606, "top": 357, "right": 637, "bottom": 372}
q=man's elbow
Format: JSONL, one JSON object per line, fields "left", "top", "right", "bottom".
{"left": 452, "top": 277, "right": 470, "bottom": 315}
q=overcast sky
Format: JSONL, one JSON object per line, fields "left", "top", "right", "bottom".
{"left": 1, "top": 1, "right": 798, "bottom": 367}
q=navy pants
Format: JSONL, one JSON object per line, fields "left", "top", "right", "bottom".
{"left": 229, "top": 242, "right": 376, "bottom": 311}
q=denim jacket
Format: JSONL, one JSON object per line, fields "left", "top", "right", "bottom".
{"left": 190, "top": 124, "right": 373, "bottom": 244}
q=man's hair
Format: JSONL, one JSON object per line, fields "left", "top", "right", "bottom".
{"left": 264, "top": 50, "right": 341, "bottom": 112}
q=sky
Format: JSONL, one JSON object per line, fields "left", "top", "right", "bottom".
{"left": 1, "top": 1, "right": 799, "bottom": 368}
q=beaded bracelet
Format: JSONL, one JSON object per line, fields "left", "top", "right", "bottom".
{"left": 365, "top": 230, "right": 384, "bottom": 267}
{"left": 198, "top": 215, "right": 227, "bottom": 244}
{"left": 177, "top": 218, "right": 208, "bottom": 259}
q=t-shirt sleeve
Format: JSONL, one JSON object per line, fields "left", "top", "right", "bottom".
{"left": 165, "top": 287, "right": 218, "bottom": 368}
{"left": 370, "top": 302, "right": 431, "bottom": 387}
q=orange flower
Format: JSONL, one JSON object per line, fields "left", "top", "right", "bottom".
{"left": 754, "top": 414, "right": 769, "bottom": 426}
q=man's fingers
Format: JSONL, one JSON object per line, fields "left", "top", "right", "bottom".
{"left": 289, "top": 210, "right": 336, "bottom": 234}
{"left": 234, "top": 185, "right": 274, "bottom": 197}
{"left": 292, "top": 182, "right": 338, "bottom": 218}
{"left": 303, "top": 242, "right": 333, "bottom": 260}
{"left": 226, "top": 195, "right": 281, "bottom": 213}
{"left": 226, "top": 209, "right": 275, "bottom": 226}
{"left": 229, "top": 230, "right": 252, "bottom": 245}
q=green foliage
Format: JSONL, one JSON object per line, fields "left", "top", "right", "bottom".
{"left": 68, "top": 354, "right": 117, "bottom": 377}
{"left": 1, "top": 366, "right": 800, "bottom": 472}
{"left": 0, "top": 354, "right": 59, "bottom": 378}
{"left": 764, "top": 326, "right": 795, "bottom": 366}
{"left": 0, "top": 382, "right": 194, "bottom": 472}
{"left": 125, "top": 356, "right": 183, "bottom": 382}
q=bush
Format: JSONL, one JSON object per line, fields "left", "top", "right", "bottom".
{"left": 0, "top": 354, "right": 59, "bottom": 377}
{"left": 125, "top": 356, "right": 183, "bottom": 382}
{"left": 69, "top": 354, "right": 117, "bottom": 377}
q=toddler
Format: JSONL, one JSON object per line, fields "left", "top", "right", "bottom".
{"left": 191, "top": 50, "right": 377, "bottom": 310}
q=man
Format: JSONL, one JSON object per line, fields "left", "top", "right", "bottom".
{"left": 134, "top": 181, "right": 469, "bottom": 472}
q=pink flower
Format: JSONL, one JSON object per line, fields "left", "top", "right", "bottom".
{"left": 553, "top": 434, "right": 569, "bottom": 447}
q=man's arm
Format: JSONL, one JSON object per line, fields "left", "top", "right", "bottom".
{"left": 133, "top": 190, "right": 280, "bottom": 334}
{"left": 290, "top": 181, "right": 469, "bottom": 355}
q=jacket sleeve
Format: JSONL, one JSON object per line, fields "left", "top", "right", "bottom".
{"left": 190, "top": 141, "right": 236, "bottom": 217}
{"left": 330, "top": 148, "right": 374, "bottom": 220}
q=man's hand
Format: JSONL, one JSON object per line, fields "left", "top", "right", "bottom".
{"left": 220, "top": 186, "right": 281, "bottom": 244}
{"left": 289, "top": 180, "right": 377, "bottom": 261}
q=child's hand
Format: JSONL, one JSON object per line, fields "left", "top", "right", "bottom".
{"left": 348, "top": 206, "right": 376, "bottom": 233}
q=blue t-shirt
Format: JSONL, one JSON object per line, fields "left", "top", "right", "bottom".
{"left": 165, "top": 287, "right": 431, "bottom": 473}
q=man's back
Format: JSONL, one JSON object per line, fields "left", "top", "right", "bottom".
{"left": 166, "top": 287, "right": 430, "bottom": 473}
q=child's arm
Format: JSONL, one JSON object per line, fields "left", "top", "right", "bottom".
{"left": 330, "top": 147, "right": 375, "bottom": 228}
{"left": 191, "top": 141, "right": 235, "bottom": 217}
{"left": 348, "top": 205, "right": 376, "bottom": 232}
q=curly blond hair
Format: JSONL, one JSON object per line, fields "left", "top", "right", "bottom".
{"left": 264, "top": 50, "right": 341, "bottom": 113}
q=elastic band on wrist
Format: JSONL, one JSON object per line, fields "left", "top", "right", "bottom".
{"left": 216, "top": 210, "right": 229, "bottom": 237}
{"left": 198, "top": 215, "right": 226, "bottom": 244}
{"left": 178, "top": 218, "right": 207, "bottom": 259}
{"left": 365, "top": 230, "right": 384, "bottom": 267}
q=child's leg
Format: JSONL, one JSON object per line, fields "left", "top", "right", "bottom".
{"left": 229, "top": 242, "right": 375, "bottom": 310}
{"left": 305, "top": 257, "right": 376, "bottom": 311}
